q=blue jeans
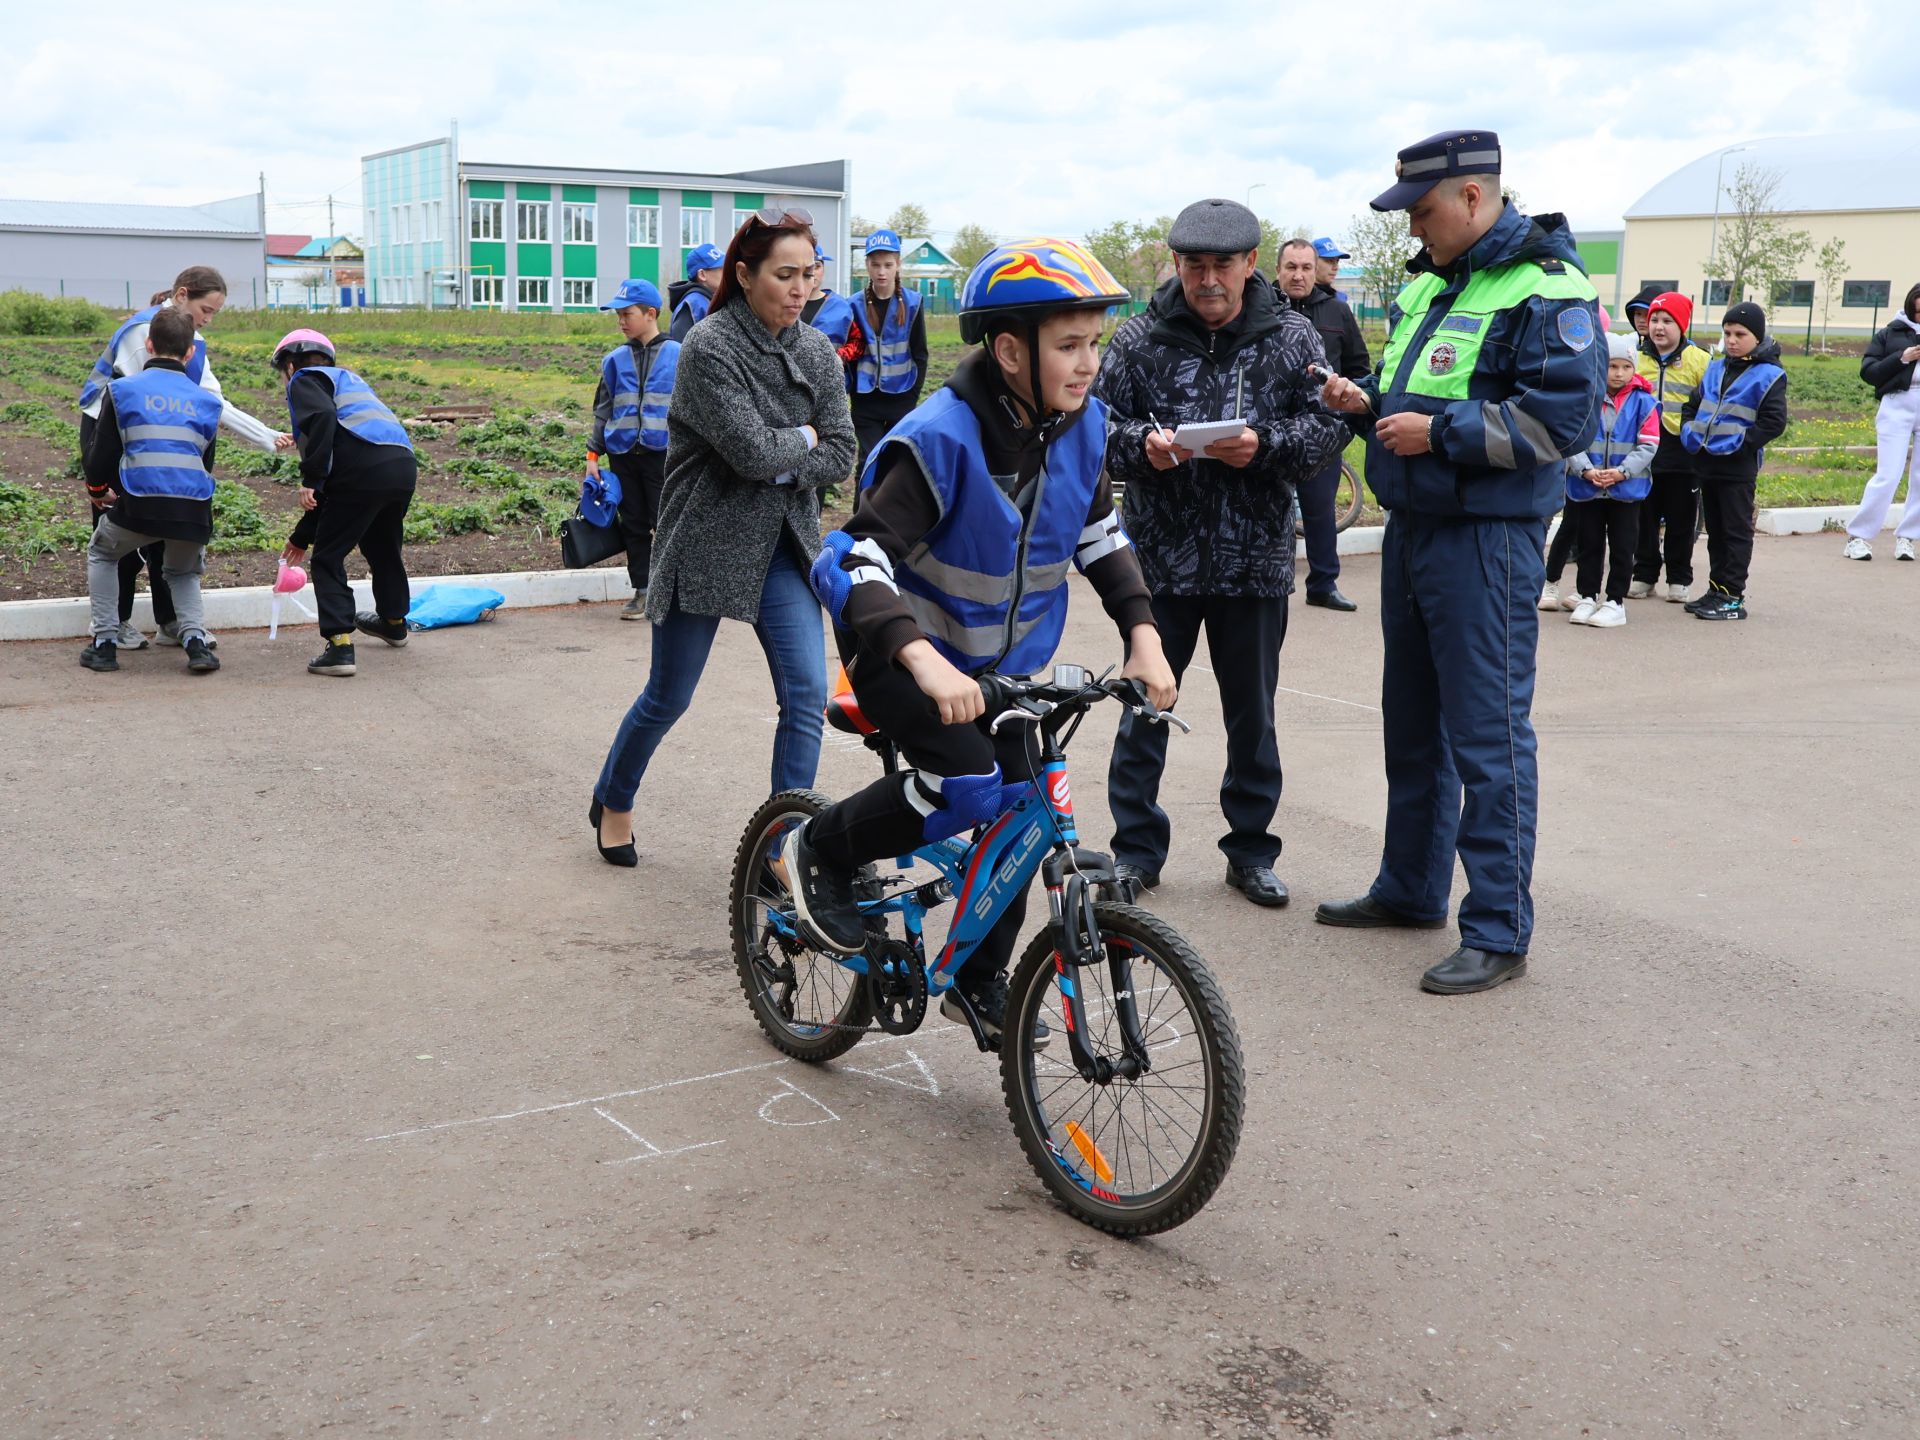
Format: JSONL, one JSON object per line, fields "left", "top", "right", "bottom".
{"left": 594, "top": 542, "right": 826, "bottom": 812}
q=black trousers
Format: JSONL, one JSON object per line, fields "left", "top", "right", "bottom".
{"left": 807, "top": 651, "right": 1042, "bottom": 987}
{"left": 1633, "top": 468, "right": 1698, "bottom": 586}
{"left": 1570, "top": 499, "right": 1641, "bottom": 603}
{"left": 1108, "top": 592, "right": 1288, "bottom": 872}
{"left": 81, "top": 415, "right": 175, "bottom": 627}
{"left": 1700, "top": 479, "right": 1757, "bottom": 596}
{"left": 608, "top": 449, "right": 666, "bottom": 592}
{"left": 311, "top": 490, "right": 414, "bottom": 638}
{"left": 851, "top": 391, "right": 916, "bottom": 475}
{"left": 1296, "top": 452, "right": 1343, "bottom": 596}
{"left": 1544, "top": 511, "right": 1578, "bottom": 582}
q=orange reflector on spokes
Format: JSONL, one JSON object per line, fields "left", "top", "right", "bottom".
{"left": 1064, "top": 1121, "right": 1115, "bottom": 1184}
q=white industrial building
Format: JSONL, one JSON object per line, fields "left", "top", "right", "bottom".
{"left": 0, "top": 194, "right": 269, "bottom": 310}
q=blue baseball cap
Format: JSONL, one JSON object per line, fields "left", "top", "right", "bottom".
{"left": 1371, "top": 129, "right": 1501, "bottom": 212}
{"left": 683, "top": 242, "right": 725, "bottom": 278}
{"left": 864, "top": 229, "right": 902, "bottom": 256}
{"left": 1311, "top": 237, "right": 1349, "bottom": 260}
{"left": 815, "top": 243, "right": 833, "bottom": 263}
{"left": 601, "top": 278, "right": 663, "bottom": 311}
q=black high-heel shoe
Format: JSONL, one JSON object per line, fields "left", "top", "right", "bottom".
{"left": 588, "top": 799, "right": 638, "bottom": 868}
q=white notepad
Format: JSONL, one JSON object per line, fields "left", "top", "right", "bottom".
{"left": 1170, "top": 419, "right": 1247, "bottom": 450}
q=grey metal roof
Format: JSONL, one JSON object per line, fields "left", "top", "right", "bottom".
{"left": 1626, "top": 129, "right": 1920, "bottom": 218}
{"left": 0, "top": 196, "right": 261, "bottom": 236}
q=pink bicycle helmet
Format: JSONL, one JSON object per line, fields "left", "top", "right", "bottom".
{"left": 272, "top": 327, "right": 335, "bottom": 369}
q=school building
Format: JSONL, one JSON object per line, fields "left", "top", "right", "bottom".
{"left": 360, "top": 135, "right": 852, "bottom": 312}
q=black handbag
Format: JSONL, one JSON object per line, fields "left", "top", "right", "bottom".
{"left": 559, "top": 511, "right": 625, "bottom": 569}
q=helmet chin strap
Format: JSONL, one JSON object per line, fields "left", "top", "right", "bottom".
{"left": 993, "top": 320, "right": 1065, "bottom": 442}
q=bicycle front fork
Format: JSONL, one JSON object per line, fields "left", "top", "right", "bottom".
{"left": 1046, "top": 866, "right": 1151, "bottom": 1083}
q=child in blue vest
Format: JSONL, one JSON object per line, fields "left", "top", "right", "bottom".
{"left": 1558, "top": 333, "right": 1658, "bottom": 628}
{"left": 847, "top": 230, "right": 930, "bottom": 469}
{"left": 271, "top": 328, "right": 419, "bottom": 675}
{"left": 1680, "top": 302, "right": 1788, "bottom": 621}
{"left": 667, "top": 243, "right": 725, "bottom": 342}
{"left": 79, "top": 306, "right": 223, "bottom": 675}
{"left": 784, "top": 239, "right": 1178, "bottom": 1046}
{"left": 587, "top": 279, "right": 680, "bottom": 617}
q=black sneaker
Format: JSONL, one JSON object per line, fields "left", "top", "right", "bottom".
{"left": 1693, "top": 592, "right": 1747, "bottom": 621}
{"left": 782, "top": 823, "right": 866, "bottom": 954}
{"left": 940, "top": 972, "right": 1052, "bottom": 1050}
{"left": 79, "top": 639, "right": 119, "bottom": 672}
{"left": 184, "top": 636, "right": 220, "bottom": 673}
{"left": 308, "top": 637, "right": 357, "bottom": 676}
{"left": 356, "top": 612, "right": 410, "bottom": 648}
{"left": 1684, "top": 585, "right": 1728, "bottom": 615}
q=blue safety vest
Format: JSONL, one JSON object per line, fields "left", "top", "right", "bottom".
{"left": 601, "top": 339, "right": 680, "bottom": 454}
{"left": 286, "top": 367, "right": 413, "bottom": 461}
{"left": 1681, "top": 357, "right": 1786, "bottom": 457}
{"left": 109, "top": 368, "right": 220, "bottom": 502}
{"left": 673, "top": 288, "right": 711, "bottom": 332}
{"left": 1568, "top": 384, "right": 1657, "bottom": 502}
{"left": 865, "top": 389, "right": 1109, "bottom": 676}
{"left": 808, "top": 290, "right": 855, "bottom": 347}
{"left": 852, "top": 288, "right": 921, "bottom": 395}
{"left": 78, "top": 305, "right": 208, "bottom": 410}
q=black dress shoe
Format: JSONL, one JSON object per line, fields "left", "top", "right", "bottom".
{"left": 1420, "top": 946, "right": 1527, "bottom": 994}
{"left": 589, "top": 799, "right": 638, "bottom": 868}
{"left": 1305, "top": 589, "right": 1359, "bottom": 612}
{"left": 1113, "top": 861, "right": 1161, "bottom": 900}
{"left": 1225, "top": 864, "right": 1289, "bottom": 907}
{"left": 1313, "top": 894, "right": 1448, "bottom": 929}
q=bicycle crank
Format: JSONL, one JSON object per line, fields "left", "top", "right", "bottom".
{"left": 864, "top": 937, "right": 928, "bottom": 1035}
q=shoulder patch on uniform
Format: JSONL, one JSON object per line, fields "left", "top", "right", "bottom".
{"left": 1556, "top": 305, "right": 1595, "bottom": 352}
{"left": 1438, "top": 315, "right": 1484, "bottom": 335}
{"left": 1538, "top": 259, "right": 1566, "bottom": 274}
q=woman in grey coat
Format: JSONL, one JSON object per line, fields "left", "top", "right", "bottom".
{"left": 591, "top": 210, "right": 857, "bottom": 864}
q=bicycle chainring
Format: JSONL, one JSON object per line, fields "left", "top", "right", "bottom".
{"left": 864, "top": 937, "right": 928, "bottom": 1035}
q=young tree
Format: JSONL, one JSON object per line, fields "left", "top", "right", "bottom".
{"left": 1257, "top": 219, "right": 1310, "bottom": 273}
{"left": 950, "top": 223, "right": 996, "bottom": 272}
{"left": 850, "top": 214, "right": 873, "bottom": 239}
{"left": 1814, "top": 236, "right": 1848, "bottom": 353}
{"left": 887, "top": 203, "right": 930, "bottom": 238}
{"left": 1703, "top": 163, "right": 1812, "bottom": 307}
{"left": 1345, "top": 208, "right": 1419, "bottom": 324}
{"left": 1084, "top": 217, "right": 1175, "bottom": 301}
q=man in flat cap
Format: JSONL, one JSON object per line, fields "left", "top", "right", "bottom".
{"left": 1316, "top": 130, "right": 1605, "bottom": 994}
{"left": 1098, "top": 197, "right": 1347, "bottom": 909}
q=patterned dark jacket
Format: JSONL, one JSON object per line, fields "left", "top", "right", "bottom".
{"left": 1097, "top": 273, "right": 1347, "bottom": 597}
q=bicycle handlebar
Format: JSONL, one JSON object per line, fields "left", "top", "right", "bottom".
{"left": 978, "top": 667, "right": 1191, "bottom": 737}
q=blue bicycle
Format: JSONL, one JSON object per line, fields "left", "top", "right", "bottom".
{"left": 729, "top": 664, "right": 1245, "bottom": 1235}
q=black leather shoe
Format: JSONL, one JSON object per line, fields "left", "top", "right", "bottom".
{"left": 1313, "top": 894, "right": 1447, "bottom": 929}
{"left": 1113, "top": 861, "right": 1161, "bottom": 900}
{"left": 1225, "top": 864, "right": 1289, "bottom": 907}
{"left": 1305, "top": 589, "right": 1359, "bottom": 612}
{"left": 1420, "top": 946, "right": 1527, "bottom": 994}
{"left": 588, "top": 799, "right": 638, "bottom": 868}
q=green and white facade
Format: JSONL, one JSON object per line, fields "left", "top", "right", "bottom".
{"left": 361, "top": 136, "right": 851, "bottom": 311}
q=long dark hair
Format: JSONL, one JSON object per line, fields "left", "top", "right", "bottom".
{"left": 149, "top": 264, "right": 227, "bottom": 306}
{"left": 709, "top": 213, "right": 816, "bottom": 315}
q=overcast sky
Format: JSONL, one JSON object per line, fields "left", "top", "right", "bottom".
{"left": 7, "top": 0, "right": 1916, "bottom": 246}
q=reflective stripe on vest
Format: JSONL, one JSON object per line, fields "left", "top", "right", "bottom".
{"left": 601, "top": 344, "right": 643, "bottom": 452}
{"left": 1379, "top": 262, "right": 1599, "bottom": 404}
{"left": 639, "top": 341, "right": 680, "bottom": 452}
{"left": 78, "top": 305, "right": 209, "bottom": 410}
{"left": 1682, "top": 359, "right": 1785, "bottom": 456}
{"left": 286, "top": 367, "right": 413, "bottom": 460}
{"left": 603, "top": 340, "right": 680, "bottom": 454}
{"left": 809, "top": 290, "right": 855, "bottom": 347}
{"left": 109, "top": 369, "right": 219, "bottom": 502}
{"left": 863, "top": 388, "right": 1109, "bottom": 675}
{"left": 853, "top": 288, "right": 921, "bottom": 395}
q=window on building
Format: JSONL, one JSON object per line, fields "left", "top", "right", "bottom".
{"left": 731, "top": 208, "right": 757, "bottom": 237}
{"left": 471, "top": 200, "right": 503, "bottom": 241}
{"left": 561, "top": 203, "right": 597, "bottom": 245}
{"left": 680, "top": 208, "right": 714, "bottom": 248}
{"left": 561, "top": 278, "right": 597, "bottom": 308}
{"left": 628, "top": 205, "right": 661, "bottom": 246}
{"left": 1843, "top": 280, "right": 1891, "bottom": 308}
{"left": 471, "top": 274, "right": 504, "bottom": 307}
{"left": 424, "top": 201, "right": 441, "bottom": 243}
{"left": 1772, "top": 280, "right": 1814, "bottom": 307}
{"left": 517, "top": 276, "right": 551, "bottom": 309}
{"left": 517, "top": 201, "right": 551, "bottom": 243}
{"left": 391, "top": 206, "right": 404, "bottom": 245}
{"left": 1703, "top": 280, "right": 1733, "bottom": 307}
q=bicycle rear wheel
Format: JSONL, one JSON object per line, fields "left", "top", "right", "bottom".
{"left": 1001, "top": 902, "right": 1243, "bottom": 1235}
{"left": 729, "top": 789, "right": 872, "bottom": 1062}
{"left": 1335, "top": 455, "right": 1365, "bottom": 532}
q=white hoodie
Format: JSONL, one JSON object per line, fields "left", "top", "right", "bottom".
{"left": 80, "top": 300, "right": 283, "bottom": 453}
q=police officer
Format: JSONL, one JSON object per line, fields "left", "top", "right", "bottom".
{"left": 668, "top": 242, "right": 726, "bottom": 341}
{"left": 1316, "top": 130, "right": 1605, "bottom": 994}
{"left": 848, "top": 229, "right": 929, "bottom": 468}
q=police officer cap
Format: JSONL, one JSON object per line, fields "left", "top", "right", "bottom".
{"left": 1370, "top": 130, "right": 1502, "bottom": 212}
{"left": 601, "top": 278, "right": 663, "bottom": 311}
{"left": 1311, "top": 237, "right": 1350, "bottom": 260}
{"left": 1168, "top": 198, "right": 1262, "bottom": 256}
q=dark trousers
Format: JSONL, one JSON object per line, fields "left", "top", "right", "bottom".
{"left": 1544, "top": 511, "right": 1577, "bottom": 582}
{"left": 1632, "top": 469, "right": 1698, "bottom": 586}
{"left": 81, "top": 415, "right": 175, "bottom": 627}
{"left": 1571, "top": 499, "right": 1641, "bottom": 603}
{"left": 1108, "top": 593, "right": 1288, "bottom": 873}
{"left": 608, "top": 449, "right": 666, "bottom": 592}
{"left": 1700, "top": 479, "right": 1758, "bottom": 596}
{"left": 807, "top": 652, "right": 1042, "bottom": 987}
{"left": 851, "top": 391, "right": 915, "bottom": 475}
{"left": 1297, "top": 453, "right": 1343, "bottom": 596}
{"left": 1373, "top": 513, "right": 1543, "bottom": 956}
{"left": 311, "top": 490, "right": 413, "bottom": 637}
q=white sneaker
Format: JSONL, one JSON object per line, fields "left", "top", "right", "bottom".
{"left": 1665, "top": 583, "right": 1690, "bottom": 603}
{"left": 1539, "top": 582, "right": 1562, "bottom": 611}
{"left": 115, "top": 620, "right": 149, "bottom": 650}
{"left": 1627, "top": 579, "right": 1654, "bottom": 599}
{"left": 1588, "top": 599, "right": 1627, "bottom": 628}
{"left": 1898, "top": 538, "right": 1916, "bottom": 562}
{"left": 1569, "top": 596, "right": 1599, "bottom": 625}
{"left": 1843, "top": 536, "right": 1872, "bottom": 561}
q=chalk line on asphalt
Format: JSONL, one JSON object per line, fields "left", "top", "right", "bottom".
{"left": 1187, "top": 662, "right": 1381, "bottom": 713}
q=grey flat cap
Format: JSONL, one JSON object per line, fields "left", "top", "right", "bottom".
{"left": 1168, "top": 198, "right": 1261, "bottom": 255}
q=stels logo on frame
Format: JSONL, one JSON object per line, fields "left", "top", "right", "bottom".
{"left": 1049, "top": 770, "right": 1072, "bottom": 815}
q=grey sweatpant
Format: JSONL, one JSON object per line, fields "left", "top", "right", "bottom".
{"left": 88, "top": 515, "right": 206, "bottom": 642}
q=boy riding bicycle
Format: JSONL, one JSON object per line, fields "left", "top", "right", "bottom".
{"left": 788, "top": 238, "right": 1178, "bottom": 1045}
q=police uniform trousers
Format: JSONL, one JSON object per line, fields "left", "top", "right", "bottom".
{"left": 1372, "top": 511, "right": 1543, "bottom": 956}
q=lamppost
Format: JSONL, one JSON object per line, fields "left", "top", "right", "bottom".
{"left": 1704, "top": 143, "right": 1751, "bottom": 314}
{"left": 1246, "top": 182, "right": 1269, "bottom": 208}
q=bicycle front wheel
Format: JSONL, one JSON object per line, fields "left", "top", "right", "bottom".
{"left": 729, "top": 788, "right": 872, "bottom": 1062}
{"left": 1001, "top": 902, "right": 1244, "bottom": 1235}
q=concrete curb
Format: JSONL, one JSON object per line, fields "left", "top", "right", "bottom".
{"left": 1756, "top": 503, "right": 1898, "bottom": 537}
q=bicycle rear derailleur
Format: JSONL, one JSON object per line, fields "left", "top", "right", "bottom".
{"left": 864, "top": 936, "right": 927, "bottom": 1035}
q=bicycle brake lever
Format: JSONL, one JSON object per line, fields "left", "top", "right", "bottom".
{"left": 1130, "top": 703, "right": 1193, "bottom": 734}
{"left": 989, "top": 702, "right": 1050, "bottom": 735}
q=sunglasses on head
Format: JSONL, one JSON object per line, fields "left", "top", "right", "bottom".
{"left": 748, "top": 204, "right": 814, "bottom": 229}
